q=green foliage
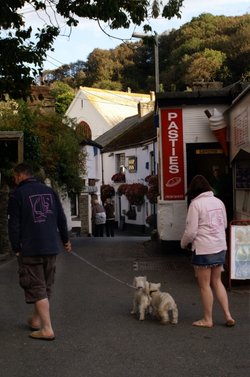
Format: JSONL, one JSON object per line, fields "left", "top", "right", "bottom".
{"left": 45, "top": 13, "right": 250, "bottom": 93}
{"left": 0, "top": 101, "right": 85, "bottom": 191}
{"left": 184, "top": 48, "right": 227, "bottom": 85}
{"left": 49, "top": 82, "right": 75, "bottom": 114}
{"left": 0, "top": 1, "right": 184, "bottom": 98}
{"left": 160, "top": 13, "right": 250, "bottom": 90}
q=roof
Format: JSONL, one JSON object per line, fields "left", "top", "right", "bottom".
{"left": 98, "top": 111, "right": 157, "bottom": 153}
{"left": 79, "top": 138, "right": 102, "bottom": 149}
{"left": 156, "top": 82, "right": 248, "bottom": 107}
{"left": 67, "top": 86, "right": 151, "bottom": 129}
{"left": 94, "top": 114, "right": 139, "bottom": 147}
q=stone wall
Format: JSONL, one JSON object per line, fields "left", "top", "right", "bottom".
{"left": 79, "top": 193, "right": 91, "bottom": 236}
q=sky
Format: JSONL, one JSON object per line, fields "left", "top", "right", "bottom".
{"left": 22, "top": 0, "right": 250, "bottom": 71}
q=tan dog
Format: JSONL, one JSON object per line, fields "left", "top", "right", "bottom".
{"left": 131, "top": 276, "right": 151, "bottom": 321}
{"left": 149, "top": 282, "right": 178, "bottom": 325}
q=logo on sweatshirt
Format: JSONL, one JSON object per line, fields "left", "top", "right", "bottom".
{"left": 29, "top": 194, "right": 53, "bottom": 223}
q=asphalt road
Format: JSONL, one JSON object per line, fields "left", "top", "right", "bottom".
{"left": 0, "top": 235, "right": 249, "bottom": 377}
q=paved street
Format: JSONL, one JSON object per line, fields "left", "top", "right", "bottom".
{"left": 0, "top": 235, "right": 249, "bottom": 377}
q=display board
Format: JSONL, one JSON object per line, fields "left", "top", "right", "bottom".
{"left": 229, "top": 221, "right": 250, "bottom": 287}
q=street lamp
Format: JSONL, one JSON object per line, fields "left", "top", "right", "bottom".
{"left": 132, "top": 32, "right": 159, "bottom": 93}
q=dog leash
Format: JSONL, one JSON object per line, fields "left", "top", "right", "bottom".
{"left": 70, "top": 251, "right": 135, "bottom": 289}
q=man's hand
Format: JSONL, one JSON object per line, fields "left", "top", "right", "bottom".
{"left": 64, "top": 241, "right": 72, "bottom": 252}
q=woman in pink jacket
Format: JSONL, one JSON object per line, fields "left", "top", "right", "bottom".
{"left": 181, "top": 175, "right": 235, "bottom": 328}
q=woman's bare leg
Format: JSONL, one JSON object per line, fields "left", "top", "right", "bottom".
{"left": 193, "top": 267, "right": 214, "bottom": 327}
{"left": 211, "top": 266, "right": 235, "bottom": 324}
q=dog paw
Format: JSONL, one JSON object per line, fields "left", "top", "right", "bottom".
{"left": 160, "top": 320, "right": 169, "bottom": 325}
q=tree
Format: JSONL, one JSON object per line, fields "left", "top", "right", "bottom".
{"left": 183, "top": 48, "right": 227, "bottom": 85}
{"left": 160, "top": 13, "right": 250, "bottom": 90}
{"left": 49, "top": 81, "right": 75, "bottom": 114}
{"left": 0, "top": 101, "right": 85, "bottom": 192}
{"left": 0, "top": 1, "right": 184, "bottom": 98}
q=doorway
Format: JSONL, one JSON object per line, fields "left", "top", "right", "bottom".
{"left": 186, "top": 142, "right": 233, "bottom": 221}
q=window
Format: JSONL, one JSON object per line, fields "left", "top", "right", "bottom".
{"left": 69, "top": 192, "right": 79, "bottom": 217}
{"left": 116, "top": 153, "right": 125, "bottom": 172}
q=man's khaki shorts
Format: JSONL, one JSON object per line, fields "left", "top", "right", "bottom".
{"left": 17, "top": 255, "right": 56, "bottom": 303}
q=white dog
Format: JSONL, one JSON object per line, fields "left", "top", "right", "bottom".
{"left": 149, "top": 282, "right": 178, "bottom": 325}
{"left": 131, "top": 276, "right": 151, "bottom": 321}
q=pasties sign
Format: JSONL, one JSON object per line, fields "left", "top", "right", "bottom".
{"left": 161, "top": 109, "right": 185, "bottom": 200}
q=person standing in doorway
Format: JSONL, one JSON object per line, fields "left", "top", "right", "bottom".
{"left": 180, "top": 175, "right": 235, "bottom": 328}
{"left": 8, "top": 162, "right": 72, "bottom": 340}
{"left": 104, "top": 198, "right": 115, "bottom": 237}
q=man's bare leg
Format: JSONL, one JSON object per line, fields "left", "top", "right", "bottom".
{"left": 29, "top": 298, "right": 55, "bottom": 339}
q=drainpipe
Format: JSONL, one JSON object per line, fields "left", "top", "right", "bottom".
{"left": 101, "top": 151, "right": 104, "bottom": 185}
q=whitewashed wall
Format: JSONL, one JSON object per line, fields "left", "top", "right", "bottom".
{"left": 158, "top": 104, "right": 229, "bottom": 241}
{"left": 66, "top": 91, "right": 112, "bottom": 140}
{"left": 102, "top": 141, "right": 158, "bottom": 228}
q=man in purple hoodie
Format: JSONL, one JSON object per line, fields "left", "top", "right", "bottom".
{"left": 8, "top": 163, "right": 71, "bottom": 340}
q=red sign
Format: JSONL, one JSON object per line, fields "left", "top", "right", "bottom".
{"left": 160, "top": 109, "right": 185, "bottom": 200}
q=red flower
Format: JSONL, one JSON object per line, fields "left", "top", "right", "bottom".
{"left": 111, "top": 172, "right": 126, "bottom": 183}
{"left": 146, "top": 175, "right": 159, "bottom": 204}
{"left": 124, "top": 183, "right": 148, "bottom": 205}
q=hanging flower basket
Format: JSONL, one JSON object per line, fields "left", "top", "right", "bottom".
{"left": 125, "top": 183, "right": 148, "bottom": 206}
{"left": 101, "top": 184, "right": 115, "bottom": 203}
{"left": 111, "top": 172, "right": 126, "bottom": 183}
{"left": 145, "top": 175, "right": 159, "bottom": 204}
{"left": 117, "top": 183, "right": 129, "bottom": 196}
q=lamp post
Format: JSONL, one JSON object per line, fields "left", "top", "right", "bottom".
{"left": 132, "top": 32, "right": 159, "bottom": 93}
{"left": 132, "top": 32, "right": 160, "bottom": 230}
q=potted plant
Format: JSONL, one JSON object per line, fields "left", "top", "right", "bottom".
{"left": 117, "top": 183, "right": 129, "bottom": 196}
{"left": 125, "top": 183, "right": 148, "bottom": 206}
{"left": 111, "top": 172, "right": 126, "bottom": 183}
{"left": 101, "top": 184, "right": 115, "bottom": 203}
{"left": 145, "top": 175, "right": 159, "bottom": 204}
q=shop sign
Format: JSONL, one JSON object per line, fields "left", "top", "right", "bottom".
{"left": 160, "top": 109, "right": 185, "bottom": 200}
{"left": 128, "top": 156, "right": 137, "bottom": 173}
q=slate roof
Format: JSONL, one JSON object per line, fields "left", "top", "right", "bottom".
{"left": 95, "top": 111, "right": 156, "bottom": 153}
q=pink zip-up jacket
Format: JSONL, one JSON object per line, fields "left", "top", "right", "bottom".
{"left": 180, "top": 191, "right": 227, "bottom": 255}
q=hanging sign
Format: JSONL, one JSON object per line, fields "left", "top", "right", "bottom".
{"left": 160, "top": 109, "right": 185, "bottom": 200}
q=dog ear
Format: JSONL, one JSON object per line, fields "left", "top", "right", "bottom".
{"left": 157, "top": 283, "right": 161, "bottom": 289}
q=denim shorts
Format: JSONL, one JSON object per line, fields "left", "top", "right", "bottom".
{"left": 17, "top": 255, "right": 56, "bottom": 303}
{"left": 191, "top": 250, "right": 226, "bottom": 268}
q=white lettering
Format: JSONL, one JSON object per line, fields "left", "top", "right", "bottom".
{"left": 167, "top": 120, "right": 179, "bottom": 174}
{"left": 169, "top": 156, "right": 178, "bottom": 165}
{"left": 168, "top": 112, "right": 178, "bottom": 121}
{"left": 168, "top": 121, "right": 178, "bottom": 130}
{"left": 169, "top": 165, "right": 179, "bottom": 173}
{"left": 168, "top": 129, "right": 179, "bottom": 139}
